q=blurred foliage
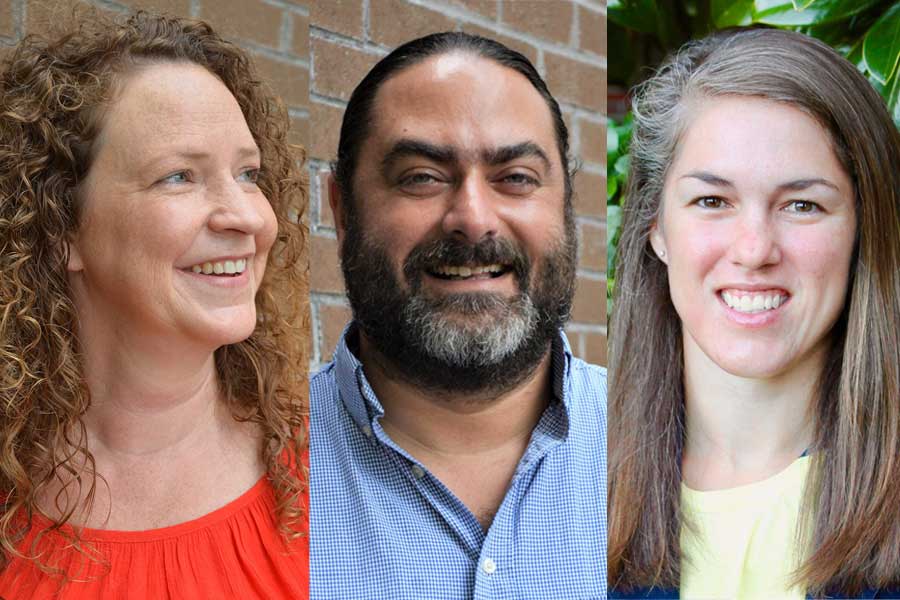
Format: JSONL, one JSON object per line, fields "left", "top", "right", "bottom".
{"left": 606, "top": 0, "right": 900, "bottom": 310}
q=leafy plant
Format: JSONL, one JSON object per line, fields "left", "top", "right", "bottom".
{"left": 606, "top": 0, "right": 900, "bottom": 309}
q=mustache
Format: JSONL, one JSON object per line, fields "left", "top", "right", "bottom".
{"left": 403, "top": 236, "right": 531, "bottom": 289}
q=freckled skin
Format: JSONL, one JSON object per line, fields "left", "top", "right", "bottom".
{"left": 651, "top": 97, "right": 856, "bottom": 378}
{"left": 68, "top": 62, "right": 277, "bottom": 352}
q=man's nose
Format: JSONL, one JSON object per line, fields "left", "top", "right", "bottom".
{"left": 441, "top": 176, "right": 501, "bottom": 244}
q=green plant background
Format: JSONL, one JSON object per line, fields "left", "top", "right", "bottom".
{"left": 606, "top": 0, "right": 900, "bottom": 315}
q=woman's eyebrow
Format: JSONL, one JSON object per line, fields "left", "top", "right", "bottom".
{"left": 680, "top": 171, "right": 839, "bottom": 192}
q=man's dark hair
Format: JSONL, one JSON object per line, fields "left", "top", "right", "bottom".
{"left": 332, "top": 31, "right": 572, "bottom": 220}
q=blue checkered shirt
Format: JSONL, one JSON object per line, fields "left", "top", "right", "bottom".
{"left": 310, "top": 324, "right": 607, "bottom": 599}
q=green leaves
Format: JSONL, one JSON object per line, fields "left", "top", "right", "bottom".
{"left": 712, "top": 0, "right": 754, "bottom": 27}
{"left": 606, "top": 116, "right": 633, "bottom": 308}
{"left": 753, "top": 0, "right": 882, "bottom": 26}
{"left": 608, "top": 0, "right": 662, "bottom": 34}
{"left": 863, "top": 3, "right": 900, "bottom": 83}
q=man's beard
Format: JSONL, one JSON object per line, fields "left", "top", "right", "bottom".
{"left": 340, "top": 206, "right": 577, "bottom": 396}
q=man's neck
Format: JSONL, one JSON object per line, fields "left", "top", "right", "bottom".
{"left": 358, "top": 333, "right": 554, "bottom": 456}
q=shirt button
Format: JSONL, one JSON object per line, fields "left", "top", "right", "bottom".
{"left": 411, "top": 465, "right": 425, "bottom": 479}
{"left": 482, "top": 558, "right": 497, "bottom": 575}
{"left": 361, "top": 425, "right": 373, "bottom": 438}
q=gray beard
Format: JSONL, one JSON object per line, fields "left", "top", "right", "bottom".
{"left": 400, "top": 291, "right": 538, "bottom": 369}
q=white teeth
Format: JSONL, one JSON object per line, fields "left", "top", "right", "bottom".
{"left": 188, "top": 258, "right": 249, "bottom": 276}
{"left": 434, "top": 263, "right": 504, "bottom": 278}
{"left": 722, "top": 290, "right": 786, "bottom": 314}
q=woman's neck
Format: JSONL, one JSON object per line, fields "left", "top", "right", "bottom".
{"left": 681, "top": 332, "right": 824, "bottom": 490}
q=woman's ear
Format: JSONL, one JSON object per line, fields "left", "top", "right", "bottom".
{"left": 67, "top": 237, "right": 84, "bottom": 272}
{"left": 649, "top": 223, "right": 668, "bottom": 265}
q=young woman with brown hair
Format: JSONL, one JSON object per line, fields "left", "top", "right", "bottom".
{"left": 609, "top": 28, "right": 900, "bottom": 599}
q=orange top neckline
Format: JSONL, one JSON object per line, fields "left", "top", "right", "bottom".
{"left": 30, "top": 474, "right": 271, "bottom": 544}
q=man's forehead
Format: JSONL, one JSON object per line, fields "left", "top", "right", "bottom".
{"left": 365, "top": 52, "right": 559, "bottom": 159}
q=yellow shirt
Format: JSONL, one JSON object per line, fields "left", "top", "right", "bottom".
{"left": 680, "top": 456, "right": 811, "bottom": 600}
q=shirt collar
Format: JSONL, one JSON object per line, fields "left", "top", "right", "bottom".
{"left": 334, "top": 322, "right": 575, "bottom": 432}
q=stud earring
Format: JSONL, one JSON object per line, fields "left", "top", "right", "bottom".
{"left": 658, "top": 250, "right": 666, "bottom": 258}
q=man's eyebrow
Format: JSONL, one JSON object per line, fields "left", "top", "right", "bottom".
{"left": 681, "top": 171, "right": 840, "bottom": 192}
{"left": 380, "top": 139, "right": 457, "bottom": 173}
{"left": 482, "top": 142, "right": 551, "bottom": 172}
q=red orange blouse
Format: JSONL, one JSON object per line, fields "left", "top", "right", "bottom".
{"left": 0, "top": 475, "right": 309, "bottom": 599}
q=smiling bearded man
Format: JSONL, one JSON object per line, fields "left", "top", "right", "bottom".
{"left": 310, "top": 32, "right": 607, "bottom": 600}
{"left": 340, "top": 200, "right": 577, "bottom": 394}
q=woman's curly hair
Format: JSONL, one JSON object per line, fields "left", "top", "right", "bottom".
{"left": 0, "top": 9, "right": 309, "bottom": 570}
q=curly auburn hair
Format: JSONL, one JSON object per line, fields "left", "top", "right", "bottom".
{"left": 0, "top": 9, "right": 309, "bottom": 569}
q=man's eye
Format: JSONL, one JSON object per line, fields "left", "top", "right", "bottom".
{"left": 784, "top": 200, "right": 821, "bottom": 214}
{"left": 160, "top": 171, "right": 190, "bottom": 184}
{"left": 501, "top": 173, "right": 539, "bottom": 186}
{"left": 694, "top": 196, "right": 726, "bottom": 209}
{"left": 400, "top": 172, "right": 440, "bottom": 186}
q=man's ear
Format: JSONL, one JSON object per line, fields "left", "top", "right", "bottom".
{"left": 649, "top": 222, "right": 668, "bottom": 265}
{"left": 328, "top": 173, "right": 346, "bottom": 251}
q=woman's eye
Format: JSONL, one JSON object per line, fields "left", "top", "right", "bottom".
{"left": 239, "top": 168, "right": 261, "bottom": 183}
{"left": 160, "top": 171, "right": 190, "bottom": 184}
{"left": 694, "top": 196, "right": 726, "bottom": 209}
{"left": 784, "top": 200, "right": 821, "bottom": 214}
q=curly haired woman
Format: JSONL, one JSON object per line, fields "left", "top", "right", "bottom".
{"left": 0, "top": 10, "right": 309, "bottom": 599}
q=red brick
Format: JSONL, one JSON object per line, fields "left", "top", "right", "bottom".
{"left": 449, "top": 0, "right": 496, "bottom": 19}
{"left": 579, "top": 222, "right": 606, "bottom": 272}
{"left": 319, "top": 304, "right": 352, "bottom": 360}
{"left": 370, "top": 0, "right": 456, "bottom": 49}
{"left": 311, "top": 0, "right": 363, "bottom": 39}
{"left": 199, "top": 0, "right": 284, "bottom": 49}
{"left": 292, "top": 12, "right": 309, "bottom": 59}
{"left": 288, "top": 114, "right": 310, "bottom": 153}
{"left": 573, "top": 170, "right": 604, "bottom": 219}
{"left": 26, "top": 1, "right": 117, "bottom": 38}
{"left": 255, "top": 55, "right": 309, "bottom": 109}
{"left": 120, "top": 0, "right": 191, "bottom": 16}
{"left": 1, "top": 1, "right": 14, "bottom": 38}
{"left": 579, "top": 6, "right": 606, "bottom": 57}
{"left": 572, "top": 276, "right": 605, "bottom": 325}
{"left": 317, "top": 168, "right": 336, "bottom": 228}
{"left": 461, "top": 23, "right": 538, "bottom": 66}
{"left": 310, "top": 234, "right": 344, "bottom": 293}
{"left": 579, "top": 119, "right": 605, "bottom": 165}
{"left": 312, "top": 38, "right": 381, "bottom": 100}
{"left": 545, "top": 53, "right": 605, "bottom": 113}
{"left": 584, "top": 332, "right": 607, "bottom": 366}
{"left": 503, "top": 0, "right": 573, "bottom": 46}
{"left": 309, "top": 101, "right": 344, "bottom": 162}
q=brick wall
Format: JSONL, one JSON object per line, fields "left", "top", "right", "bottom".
{"left": 0, "top": 0, "right": 311, "bottom": 363}
{"left": 308, "top": 0, "right": 607, "bottom": 370}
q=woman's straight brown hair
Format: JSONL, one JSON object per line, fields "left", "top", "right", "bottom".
{"left": 609, "top": 28, "right": 900, "bottom": 596}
